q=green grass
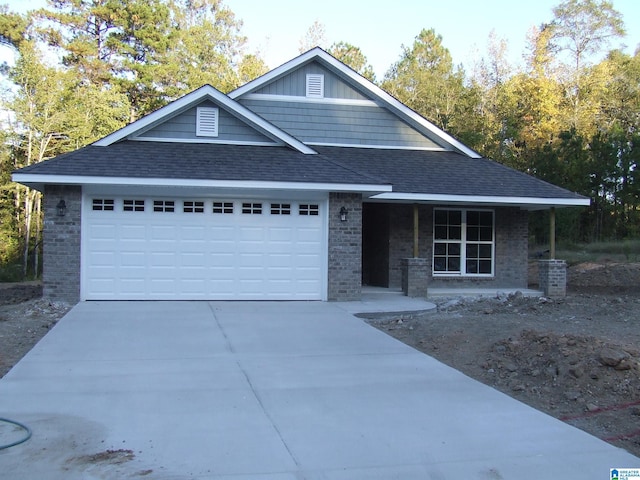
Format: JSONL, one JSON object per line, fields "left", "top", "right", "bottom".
{"left": 0, "top": 263, "right": 24, "bottom": 282}
{"left": 539, "top": 239, "right": 640, "bottom": 264}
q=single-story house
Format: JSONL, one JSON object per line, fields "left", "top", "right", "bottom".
{"left": 12, "top": 48, "right": 589, "bottom": 304}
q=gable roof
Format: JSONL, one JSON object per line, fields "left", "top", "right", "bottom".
{"left": 94, "top": 85, "right": 317, "bottom": 155}
{"left": 229, "top": 47, "right": 481, "bottom": 158}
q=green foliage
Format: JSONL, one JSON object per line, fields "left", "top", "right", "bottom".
{"left": 382, "top": 28, "right": 467, "bottom": 132}
{"left": 328, "top": 42, "right": 376, "bottom": 82}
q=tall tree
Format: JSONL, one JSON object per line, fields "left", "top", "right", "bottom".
{"left": 328, "top": 41, "right": 375, "bottom": 82}
{"left": 298, "top": 20, "right": 326, "bottom": 53}
{"left": 158, "top": 0, "right": 261, "bottom": 95}
{"left": 464, "top": 30, "right": 515, "bottom": 161}
{"left": 382, "top": 28, "right": 466, "bottom": 132}
{"left": 549, "top": 0, "right": 625, "bottom": 132}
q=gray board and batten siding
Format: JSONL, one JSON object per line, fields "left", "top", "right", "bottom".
{"left": 252, "top": 62, "right": 369, "bottom": 100}
{"left": 237, "top": 61, "right": 444, "bottom": 149}
{"left": 137, "top": 100, "right": 277, "bottom": 144}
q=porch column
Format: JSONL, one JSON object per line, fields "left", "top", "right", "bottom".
{"left": 401, "top": 204, "right": 428, "bottom": 297}
{"left": 538, "top": 206, "right": 567, "bottom": 297}
{"left": 413, "top": 203, "right": 419, "bottom": 257}
{"left": 550, "top": 207, "right": 556, "bottom": 259}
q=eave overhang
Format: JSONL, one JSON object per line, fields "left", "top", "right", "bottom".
{"left": 11, "top": 173, "right": 392, "bottom": 196}
{"left": 368, "top": 192, "right": 591, "bottom": 210}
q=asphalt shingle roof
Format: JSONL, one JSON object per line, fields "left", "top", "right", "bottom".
{"left": 314, "top": 146, "right": 586, "bottom": 200}
{"left": 15, "top": 141, "right": 586, "bottom": 201}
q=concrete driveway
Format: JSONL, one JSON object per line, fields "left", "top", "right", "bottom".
{"left": 0, "top": 301, "right": 637, "bottom": 479}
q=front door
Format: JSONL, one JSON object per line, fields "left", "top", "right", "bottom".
{"left": 362, "top": 203, "right": 389, "bottom": 287}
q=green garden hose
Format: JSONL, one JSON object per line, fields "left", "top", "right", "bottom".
{"left": 0, "top": 417, "right": 32, "bottom": 450}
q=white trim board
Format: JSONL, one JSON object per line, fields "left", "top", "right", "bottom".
{"left": 12, "top": 173, "right": 392, "bottom": 194}
{"left": 370, "top": 192, "right": 590, "bottom": 209}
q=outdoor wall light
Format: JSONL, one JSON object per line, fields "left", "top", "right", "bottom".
{"left": 339, "top": 206, "right": 348, "bottom": 222}
{"left": 56, "top": 199, "right": 67, "bottom": 217}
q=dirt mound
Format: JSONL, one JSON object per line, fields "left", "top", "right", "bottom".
{"left": 568, "top": 262, "right": 640, "bottom": 292}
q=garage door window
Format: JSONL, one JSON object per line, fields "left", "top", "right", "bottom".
{"left": 299, "top": 204, "right": 319, "bottom": 216}
{"left": 242, "top": 203, "right": 262, "bottom": 214}
{"left": 183, "top": 201, "right": 204, "bottom": 213}
{"left": 93, "top": 199, "right": 114, "bottom": 211}
{"left": 153, "top": 200, "right": 175, "bottom": 212}
{"left": 123, "top": 200, "right": 145, "bottom": 212}
{"left": 271, "top": 203, "right": 291, "bottom": 215}
{"left": 213, "top": 202, "right": 233, "bottom": 214}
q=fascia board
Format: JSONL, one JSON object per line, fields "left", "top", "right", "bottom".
{"left": 371, "top": 192, "right": 591, "bottom": 208}
{"left": 11, "top": 173, "right": 392, "bottom": 193}
{"left": 230, "top": 47, "right": 480, "bottom": 158}
{"left": 93, "top": 85, "right": 316, "bottom": 155}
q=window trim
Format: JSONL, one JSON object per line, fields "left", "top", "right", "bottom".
{"left": 432, "top": 208, "right": 495, "bottom": 277}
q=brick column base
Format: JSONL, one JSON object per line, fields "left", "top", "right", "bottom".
{"left": 401, "top": 258, "right": 428, "bottom": 297}
{"left": 538, "top": 259, "right": 567, "bottom": 297}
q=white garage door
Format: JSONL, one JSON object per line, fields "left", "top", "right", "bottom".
{"left": 82, "top": 196, "right": 326, "bottom": 300}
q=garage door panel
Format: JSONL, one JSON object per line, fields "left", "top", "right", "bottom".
{"left": 83, "top": 197, "right": 325, "bottom": 300}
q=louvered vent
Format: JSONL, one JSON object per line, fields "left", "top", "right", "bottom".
{"left": 196, "top": 107, "right": 219, "bottom": 137}
{"left": 306, "top": 74, "right": 324, "bottom": 98}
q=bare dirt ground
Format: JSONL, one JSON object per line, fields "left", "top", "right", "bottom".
{"left": 1, "top": 263, "right": 639, "bottom": 459}
{"left": 0, "top": 283, "right": 71, "bottom": 378}
{"left": 368, "top": 261, "right": 640, "bottom": 458}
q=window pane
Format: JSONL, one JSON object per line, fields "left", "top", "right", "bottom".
{"left": 479, "top": 211, "right": 493, "bottom": 226}
{"left": 434, "top": 243, "right": 446, "bottom": 255}
{"left": 448, "top": 257, "right": 460, "bottom": 271}
{"left": 480, "top": 226, "right": 492, "bottom": 241}
{"left": 434, "top": 258, "right": 446, "bottom": 271}
{"left": 466, "top": 260, "right": 478, "bottom": 274}
{"left": 479, "top": 260, "right": 492, "bottom": 274}
{"left": 466, "top": 244, "right": 478, "bottom": 258}
{"left": 467, "top": 226, "right": 479, "bottom": 241}
{"left": 448, "top": 243, "right": 460, "bottom": 256}
{"left": 467, "top": 210, "right": 479, "bottom": 225}
{"left": 479, "top": 244, "right": 492, "bottom": 258}
{"left": 449, "top": 226, "right": 461, "bottom": 240}
{"left": 449, "top": 210, "right": 461, "bottom": 225}
{"left": 434, "top": 226, "right": 447, "bottom": 240}
{"left": 434, "top": 210, "right": 448, "bottom": 224}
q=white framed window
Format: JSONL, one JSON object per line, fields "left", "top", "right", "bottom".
{"left": 213, "top": 202, "right": 233, "bottom": 214}
{"left": 183, "top": 201, "right": 204, "bottom": 213}
{"left": 242, "top": 202, "right": 262, "bottom": 214}
{"left": 153, "top": 200, "right": 175, "bottom": 213}
{"left": 270, "top": 203, "right": 291, "bottom": 215}
{"left": 92, "top": 199, "right": 114, "bottom": 211}
{"left": 433, "top": 209, "right": 494, "bottom": 276}
{"left": 299, "top": 204, "right": 319, "bottom": 216}
{"left": 123, "top": 199, "right": 145, "bottom": 212}
{"left": 196, "top": 106, "right": 219, "bottom": 137}
{"left": 306, "top": 74, "right": 324, "bottom": 98}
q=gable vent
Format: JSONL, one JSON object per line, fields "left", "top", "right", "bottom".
{"left": 196, "top": 106, "right": 219, "bottom": 137}
{"left": 306, "top": 74, "right": 324, "bottom": 98}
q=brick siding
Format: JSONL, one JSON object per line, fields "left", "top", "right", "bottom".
{"left": 43, "top": 185, "right": 82, "bottom": 304}
{"left": 327, "top": 192, "right": 362, "bottom": 301}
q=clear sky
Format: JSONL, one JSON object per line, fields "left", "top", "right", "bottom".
{"left": 4, "top": 0, "right": 640, "bottom": 78}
